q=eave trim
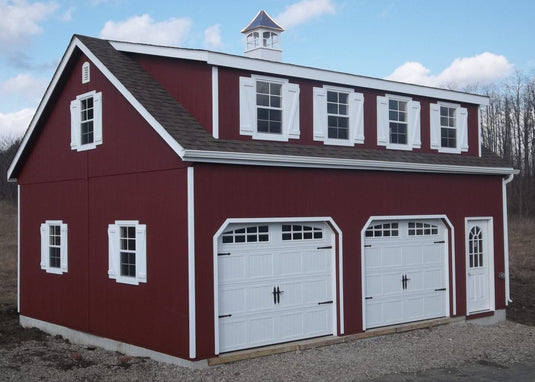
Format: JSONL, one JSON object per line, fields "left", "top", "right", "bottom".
{"left": 182, "top": 149, "right": 517, "bottom": 176}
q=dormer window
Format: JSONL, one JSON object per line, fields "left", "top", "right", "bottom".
{"left": 313, "top": 85, "right": 364, "bottom": 146}
{"left": 430, "top": 102, "right": 468, "bottom": 153}
{"left": 377, "top": 95, "right": 421, "bottom": 151}
{"left": 239, "top": 75, "right": 300, "bottom": 141}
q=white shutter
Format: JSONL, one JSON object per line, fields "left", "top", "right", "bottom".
{"left": 136, "top": 224, "right": 147, "bottom": 283}
{"left": 40, "top": 224, "right": 48, "bottom": 270}
{"left": 430, "top": 103, "right": 441, "bottom": 150}
{"left": 408, "top": 101, "right": 421, "bottom": 148}
{"left": 458, "top": 107, "right": 468, "bottom": 151}
{"left": 376, "top": 96, "right": 389, "bottom": 146}
{"left": 283, "top": 83, "right": 300, "bottom": 139}
{"left": 70, "top": 99, "right": 80, "bottom": 150}
{"left": 349, "top": 92, "right": 365, "bottom": 144}
{"left": 93, "top": 92, "right": 103, "bottom": 145}
{"left": 239, "top": 76, "right": 256, "bottom": 135}
{"left": 108, "top": 224, "right": 119, "bottom": 279}
{"left": 313, "top": 87, "right": 327, "bottom": 141}
{"left": 60, "top": 223, "right": 68, "bottom": 273}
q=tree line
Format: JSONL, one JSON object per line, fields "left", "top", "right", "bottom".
{"left": 481, "top": 71, "right": 535, "bottom": 217}
{"left": 1, "top": 72, "right": 534, "bottom": 216}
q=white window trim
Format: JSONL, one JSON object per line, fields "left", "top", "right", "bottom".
{"left": 430, "top": 101, "right": 468, "bottom": 154}
{"left": 70, "top": 90, "right": 103, "bottom": 152}
{"left": 108, "top": 220, "right": 147, "bottom": 286}
{"left": 313, "top": 85, "right": 364, "bottom": 146}
{"left": 239, "top": 74, "right": 300, "bottom": 142}
{"left": 377, "top": 94, "right": 421, "bottom": 151}
{"left": 40, "top": 220, "right": 68, "bottom": 275}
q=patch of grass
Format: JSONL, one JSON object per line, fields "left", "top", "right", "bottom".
{"left": 508, "top": 217, "right": 535, "bottom": 281}
{"left": 0, "top": 201, "right": 17, "bottom": 306}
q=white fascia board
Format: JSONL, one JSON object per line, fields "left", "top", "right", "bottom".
{"left": 182, "top": 149, "right": 516, "bottom": 176}
{"left": 7, "top": 37, "right": 186, "bottom": 181}
{"left": 111, "top": 41, "right": 489, "bottom": 106}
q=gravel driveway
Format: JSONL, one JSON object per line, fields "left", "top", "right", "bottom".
{"left": 1, "top": 311, "right": 534, "bottom": 382}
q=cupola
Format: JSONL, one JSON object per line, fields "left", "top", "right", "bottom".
{"left": 241, "top": 10, "right": 284, "bottom": 62}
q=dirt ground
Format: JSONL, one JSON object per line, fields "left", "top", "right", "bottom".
{"left": 1, "top": 201, "right": 534, "bottom": 377}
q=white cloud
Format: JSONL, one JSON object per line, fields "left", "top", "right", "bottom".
{"left": 0, "top": 108, "right": 34, "bottom": 144}
{"left": 0, "top": 0, "right": 58, "bottom": 50}
{"left": 386, "top": 52, "right": 514, "bottom": 89}
{"left": 0, "top": 73, "right": 48, "bottom": 107}
{"left": 276, "top": 0, "right": 335, "bottom": 29}
{"left": 204, "top": 24, "right": 222, "bottom": 49}
{"left": 99, "top": 14, "right": 192, "bottom": 46}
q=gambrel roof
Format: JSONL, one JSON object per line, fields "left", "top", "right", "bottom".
{"left": 7, "top": 35, "right": 516, "bottom": 181}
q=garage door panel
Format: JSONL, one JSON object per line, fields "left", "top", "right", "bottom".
{"left": 247, "top": 253, "right": 275, "bottom": 279}
{"left": 218, "top": 222, "right": 335, "bottom": 353}
{"left": 364, "top": 219, "right": 448, "bottom": 329}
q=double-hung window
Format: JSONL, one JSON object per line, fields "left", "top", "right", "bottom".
{"left": 313, "top": 85, "right": 364, "bottom": 146}
{"left": 377, "top": 95, "right": 421, "bottom": 150}
{"left": 430, "top": 102, "right": 468, "bottom": 153}
{"left": 40, "top": 221, "right": 68, "bottom": 274}
{"left": 108, "top": 221, "right": 147, "bottom": 285}
{"left": 239, "top": 75, "right": 300, "bottom": 141}
{"left": 70, "top": 90, "right": 102, "bottom": 151}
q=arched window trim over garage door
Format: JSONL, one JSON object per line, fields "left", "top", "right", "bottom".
{"left": 212, "top": 216, "right": 344, "bottom": 355}
{"left": 360, "top": 214, "right": 456, "bottom": 331}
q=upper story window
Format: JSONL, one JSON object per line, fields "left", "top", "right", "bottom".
{"left": 70, "top": 90, "right": 102, "bottom": 152}
{"left": 377, "top": 95, "right": 421, "bottom": 151}
{"left": 40, "top": 221, "right": 68, "bottom": 275}
{"left": 108, "top": 221, "right": 147, "bottom": 285}
{"left": 239, "top": 75, "right": 300, "bottom": 141}
{"left": 313, "top": 85, "right": 364, "bottom": 146}
{"left": 430, "top": 102, "right": 468, "bottom": 153}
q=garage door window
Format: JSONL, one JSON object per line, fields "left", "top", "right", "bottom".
{"left": 222, "top": 225, "right": 269, "bottom": 244}
{"left": 365, "top": 222, "right": 399, "bottom": 237}
{"left": 408, "top": 222, "right": 439, "bottom": 236}
{"left": 282, "top": 224, "right": 323, "bottom": 240}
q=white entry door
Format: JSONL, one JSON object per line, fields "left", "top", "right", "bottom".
{"left": 466, "top": 219, "right": 493, "bottom": 314}
{"left": 217, "top": 222, "right": 335, "bottom": 353}
{"left": 363, "top": 219, "right": 449, "bottom": 329}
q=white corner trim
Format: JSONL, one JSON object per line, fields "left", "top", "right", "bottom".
{"left": 187, "top": 167, "right": 196, "bottom": 359}
{"left": 212, "top": 66, "right": 219, "bottom": 139}
{"left": 503, "top": 174, "right": 514, "bottom": 305}
{"left": 182, "top": 149, "right": 516, "bottom": 176}
{"left": 360, "top": 214, "right": 455, "bottom": 330}
{"left": 110, "top": 41, "right": 489, "bottom": 106}
{"left": 17, "top": 184, "right": 20, "bottom": 313}
{"left": 212, "top": 216, "right": 344, "bottom": 355}
{"left": 19, "top": 315, "right": 208, "bottom": 369}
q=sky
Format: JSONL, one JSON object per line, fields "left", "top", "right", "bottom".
{"left": 0, "top": 0, "right": 534, "bottom": 145}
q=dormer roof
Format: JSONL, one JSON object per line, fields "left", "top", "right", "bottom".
{"left": 241, "top": 10, "right": 284, "bottom": 33}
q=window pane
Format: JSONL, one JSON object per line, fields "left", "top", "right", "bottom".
{"left": 257, "top": 81, "right": 269, "bottom": 94}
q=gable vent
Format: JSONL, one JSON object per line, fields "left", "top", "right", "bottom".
{"left": 82, "top": 62, "right": 90, "bottom": 84}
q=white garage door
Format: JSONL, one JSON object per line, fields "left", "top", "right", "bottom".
{"left": 217, "top": 222, "right": 335, "bottom": 353}
{"left": 364, "top": 219, "right": 448, "bottom": 329}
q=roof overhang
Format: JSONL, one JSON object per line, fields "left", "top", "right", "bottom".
{"left": 182, "top": 149, "right": 517, "bottom": 176}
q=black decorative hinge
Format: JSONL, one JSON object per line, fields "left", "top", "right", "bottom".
{"left": 218, "top": 314, "right": 232, "bottom": 318}
{"left": 435, "top": 288, "right": 446, "bottom": 291}
{"left": 317, "top": 246, "right": 332, "bottom": 250}
{"left": 318, "top": 300, "right": 333, "bottom": 305}
{"left": 434, "top": 240, "right": 445, "bottom": 244}
{"left": 218, "top": 252, "right": 231, "bottom": 256}
{"left": 365, "top": 296, "right": 373, "bottom": 300}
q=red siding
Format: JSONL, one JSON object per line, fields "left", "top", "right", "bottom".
{"left": 18, "top": 51, "right": 193, "bottom": 359}
{"left": 192, "top": 164, "right": 504, "bottom": 358}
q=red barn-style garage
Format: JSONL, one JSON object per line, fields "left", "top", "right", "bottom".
{"left": 7, "top": 11, "right": 516, "bottom": 367}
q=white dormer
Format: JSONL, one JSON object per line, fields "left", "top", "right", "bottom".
{"left": 241, "top": 10, "right": 284, "bottom": 62}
